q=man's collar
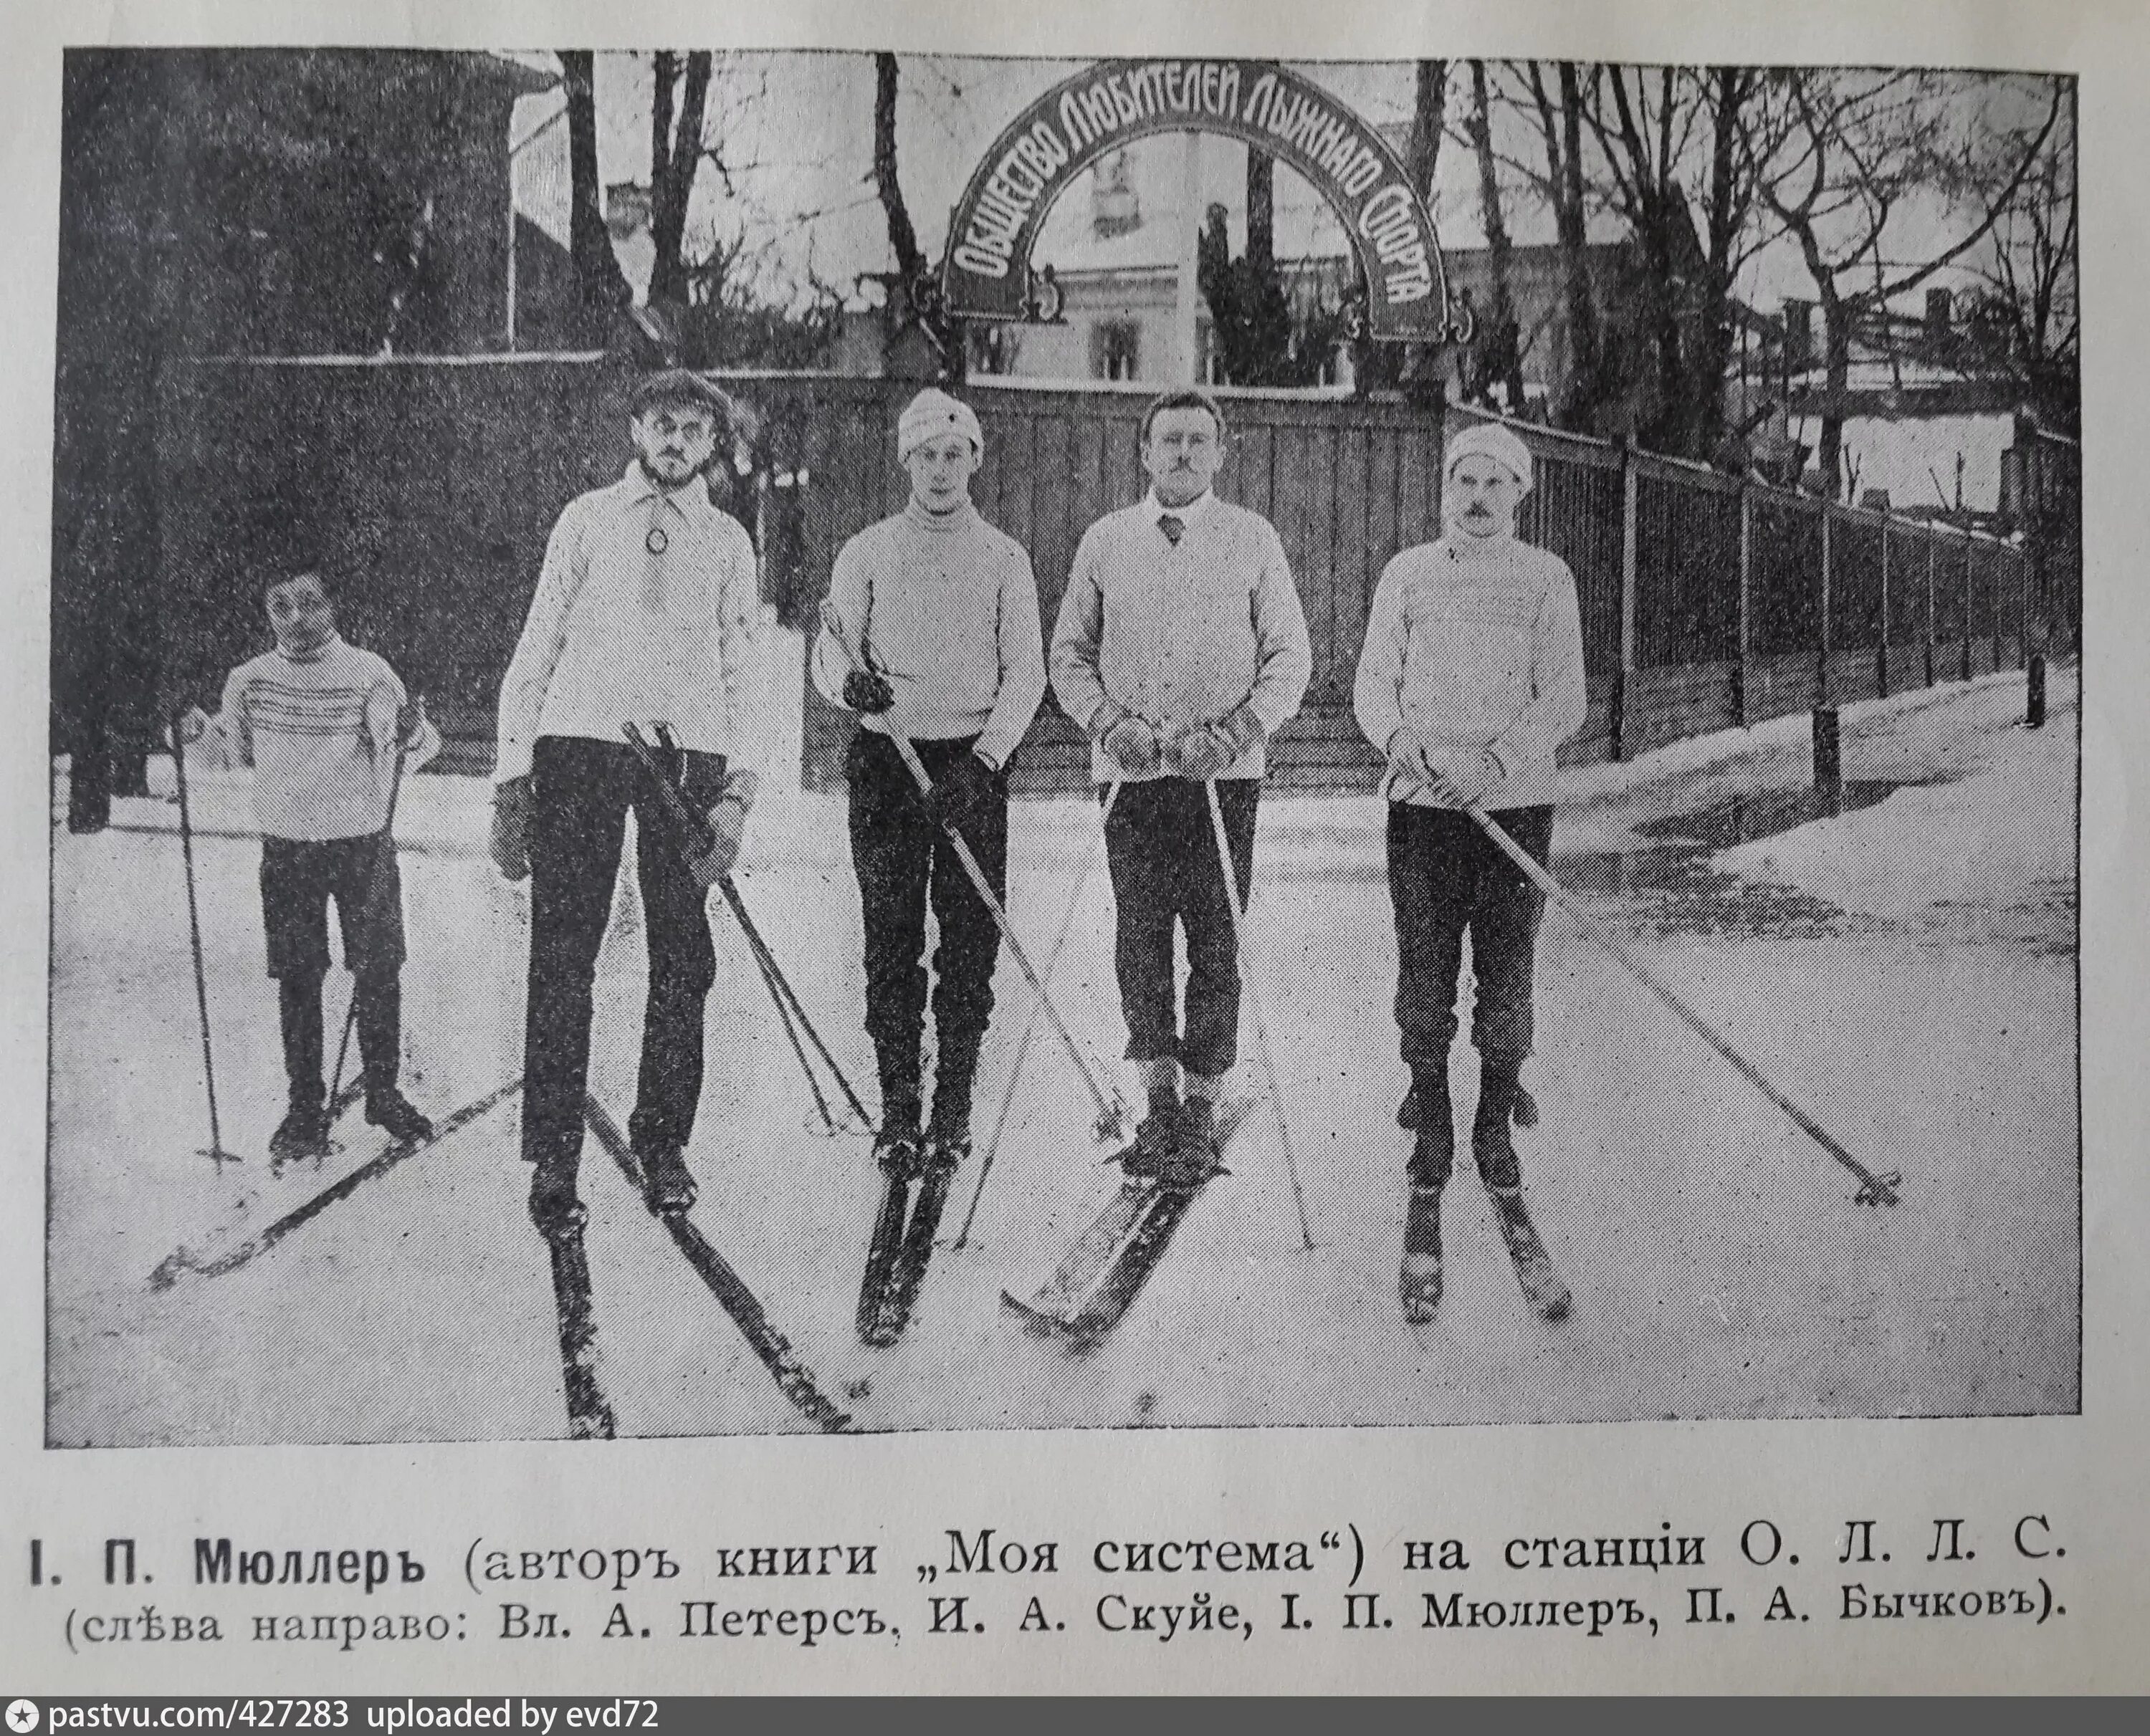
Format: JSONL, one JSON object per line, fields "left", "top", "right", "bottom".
{"left": 1144, "top": 489, "right": 1215, "bottom": 525}
{"left": 623, "top": 461, "right": 713, "bottom": 512}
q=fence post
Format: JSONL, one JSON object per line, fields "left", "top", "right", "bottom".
{"left": 1877, "top": 515, "right": 1891, "bottom": 698}
{"left": 1816, "top": 502, "right": 1833, "bottom": 709}
{"left": 1735, "top": 479, "right": 1752, "bottom": 726}
{"left": 1924, "top": 533, "right": 1937, "bottom": 689}
{"left": 1612, "top": 438, "right": 1638, "bottom": 760}
{"left": 1962, "top": 532, "right": 1974, "bottom": 680}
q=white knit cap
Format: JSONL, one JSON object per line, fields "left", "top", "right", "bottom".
{"left": 898, "top": 388, "right": 983, "bottom": 461}
{"left": 1445, "top": 422, "right": 1534, "bottom": 493}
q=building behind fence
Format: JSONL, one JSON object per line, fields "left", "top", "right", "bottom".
{"left": 94, "top": 357, "right": 2063, "bottom": 803}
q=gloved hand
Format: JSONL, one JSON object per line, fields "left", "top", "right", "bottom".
{"left": 1170, "top": 704, "right": 1265, "bottom": 781}
{"left": 491, "top": 775, "right": 532, "bottom": 881}
{"left": 925, "top": 749, "right": 1000, "bottom": 839}
{"left": 1388, "top": 727, "right": 1501, "bottom": 807}
{"left": 676, "top": 755, "right": 755, "bottom": 887}
{"left": 1094, "top": 704, "right": 1162, "bottom": 777}
{"left": 168, "top": 706, "right": 211, "bottom": 749}
{"left": 687, "top": 794, "right": 748, "bottom": 887}
{"left": 843, "top": 669, "right": 896, "bottom": 715}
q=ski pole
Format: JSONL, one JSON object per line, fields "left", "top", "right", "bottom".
{"left": 953, "top": 776, "right": 1124, "bottom": 1250}
{"left": 328, "top": 725, "right": 414, "bottom": 1109}
{"left": 1205, "top": 779, "right": 1314, "bottom": 1251}
{"left": 1460, "top": 803, "right": 1901, "bottom": 1206}
{"left": 819, "top": 602, "right": 1129, "bottom": 1141}
{"left": 169, "top": 710, "right": 242, "bottom": 1168}
{"left": 624, "top": 722, "right": 874, "bottom": 1132}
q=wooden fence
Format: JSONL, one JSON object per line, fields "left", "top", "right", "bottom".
{"left": 137, "top": 358, "right": 2045, "bottom": 796}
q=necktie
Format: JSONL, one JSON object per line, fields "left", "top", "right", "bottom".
{"left": 642, "top": 497, "right": 671, "bottom": 610}
{"left": 1159, "top": 514, "right": 1185, "bottom": 546}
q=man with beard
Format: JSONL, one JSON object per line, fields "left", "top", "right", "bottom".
{"left": 1353, "top": 421, "right": 1587, "bottom": 1322}
{"left": 1049, "top": 388, "right": 1311, "bottom": 1188}
{"left": 491, "top": 370, "right": 762, "bottom": 1230}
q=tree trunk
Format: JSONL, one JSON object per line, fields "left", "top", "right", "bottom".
{"left": 562, "top": 51, "right": 629, "bottom": 335}
{"left": 1817, "top": 294, "right": 1850, "bottom": 497}
{"left": 1552, "top": 64, "right": 1604, "bottom": 432}
{"left": 1470, "top": 61, "right": 1524, "bottom": 412}
{"left": 1246, "top": 146, "right": 1274, "bottom": 276}
{"left": 1365, "top": 60, "right": 1446, "bottom": 395}
{"left": 649, "top": 51, "right": 711, "bottom": 310}
{"left": 873, "top": 53, "right": 926, "bottom": 284}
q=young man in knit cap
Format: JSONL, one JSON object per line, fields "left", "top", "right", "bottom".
{"left": 1353, "top": 420, "right": 1588, "bottom": 1321}
{"left": 1050, "top": 388, "right": 1312, "bottom": 1188}
{"left": 491, "top": 370, "right": 762, "bottom": 1231}
{"left": 813, "top": 388, "right": 1045, "bottom": 1178}
{"left": 179, "top": 567, "right": 441, "bottom": 1161}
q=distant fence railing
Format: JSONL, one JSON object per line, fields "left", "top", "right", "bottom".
{"left": 118, "top": 360, "right": 2060, "bottom": 799}
{"left": 1454, "top": 406, "right": 2047, "bottom": 767}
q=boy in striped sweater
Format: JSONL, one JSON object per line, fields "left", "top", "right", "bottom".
{"left": 181, "top": 568, "right": 440, "bottom": 1161}
{"left": 812, "top": 388, "right": 1046, "bottom": 1176}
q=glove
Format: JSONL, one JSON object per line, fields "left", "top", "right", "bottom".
{"left": 1388, "top": 728, "right": 1500, "bottom": 806}
{"left": 843, "top": 669, "right": 896, "bottom": 715}
{"left": 677, "top": 753, "right": 753, "bottom": 886}
{"left": 925, "top": 749, "right": 999, "bottom": 839}
{"left": 687, "top": 795, "right": 747, "bottom": 887}
{"left": 168, "top": 706, "right": 211, "bottom": 749}
{"left": 1170, "top": 704, "right": 1265, "bottom": 781}
{"left": 1094, "top": 704, "right": 1162, "bottom": 777}
{"left": 490, "top": 776, "right": 532, "bottom": 881}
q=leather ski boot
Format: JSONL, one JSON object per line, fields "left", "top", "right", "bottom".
{"left": 1401, "top": 1186, "right": 1443, "bottom": 1323}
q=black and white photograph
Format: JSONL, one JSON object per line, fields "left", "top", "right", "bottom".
{"left": 46, "top": 40, "right": 2082, "bottom": 1447}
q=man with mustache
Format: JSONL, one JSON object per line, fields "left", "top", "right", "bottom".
{"left": 1353, "top": 421, "right": 1587, "bottom": 1321}
{"left": 1050, "top": 388, "right": 1311, "bottom": 1187}
{"left": 490, "top": 370, "right": 762, "bottom": 1232}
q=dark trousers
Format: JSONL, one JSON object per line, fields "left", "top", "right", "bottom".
{"left": 845, "top": 730, "right": 1007, "bottom": 1121}
{"left": 1386, "top": 802, "right": 1552, "bottom": 1078}
{"left": 260, "top": 833, "right": 406, "bottom": 1106}
{"left": 1104, "top": 777, "right": 1258, "bottom": 1080}
{"left": 522, "top": 736, "right": 720, "bottom": 1168}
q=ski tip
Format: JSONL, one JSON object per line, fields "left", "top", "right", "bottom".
{"left": 146, "top": 1253, "right": 188, "bottom": 1291}
{"left": 998, "top": 1289, "right": 1070, "bottom": 1338}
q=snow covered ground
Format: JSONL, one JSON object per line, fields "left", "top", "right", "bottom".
{"left": 47, "top": 665, "right": 2078, "bottom": 1442}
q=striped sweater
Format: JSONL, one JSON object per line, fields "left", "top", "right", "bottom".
{"left": 207, "top": 636, "right": 435, "bottom": 840}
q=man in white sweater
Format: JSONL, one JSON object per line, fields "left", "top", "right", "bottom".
{"left": 812, "top": 388, "right": 1046, "bottom": 1176}
{"left": 1051, "top": 389, "right": 1312, "bottom": 1187}
{"left": 491, "top": 370, "right": 762, "bottom": 1230}
{"left": 1352, "top": 421, "right": 1588, "bottom": 1320}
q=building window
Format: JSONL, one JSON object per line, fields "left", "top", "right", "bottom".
{"left": 1091, "top": 319, "right": 1140, "bottom": 381}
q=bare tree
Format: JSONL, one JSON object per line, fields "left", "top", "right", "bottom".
{"left": 1466, "top": 59, "right": 1526, "bottom": 413}
{"left": 1360, "top": 59, "right": 1445, "bottom": 393}
{"left": 1744, "top": 69, "right": 2063, "bottom": 495}
{"left": 872, "top": 52, "right": 927, "bottom": 287}
{"left": 1573, "top": 64, "right": 1768, "bottom": 459}
{"left": 1520, "top": 61, "right": 1613, "bottom": 433}
{"left": 1958, "top": 80, "right": 2078, "bottom": 433}
{"left": 648, "top": 51, "right": 714, "bottom": 310}
{"left": 560, "top": 50, "right": 629, "bottom": 333}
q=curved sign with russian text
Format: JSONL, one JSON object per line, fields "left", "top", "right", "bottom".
{"left": 942, "top": 59, "right": 1455, "bottom": 342}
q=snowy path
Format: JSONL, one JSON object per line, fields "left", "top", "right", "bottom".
{"left": 48, "top": 668, "right": 2076, "bottom": 1442}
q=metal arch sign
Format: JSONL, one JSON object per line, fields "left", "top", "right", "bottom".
{"left": 941, "top": 59, "right": 1457, "bottom": 343}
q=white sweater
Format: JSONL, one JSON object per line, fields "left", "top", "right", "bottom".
{"left": 1352, "top": 534, "right": 1588, "bottom": 809}
{"left": 810, "top": 500, "right": 1046, "bottom": 769}
{"left": 494, "top": 464, "right": 760, "bottom": 783}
